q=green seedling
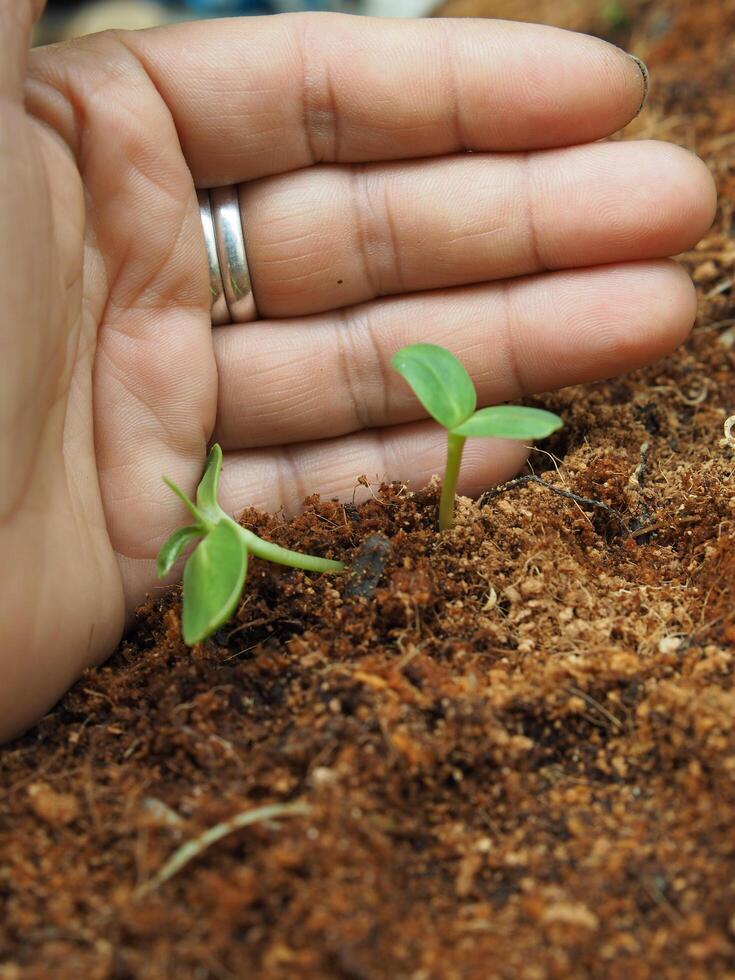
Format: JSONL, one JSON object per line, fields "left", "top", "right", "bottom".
{"left": 391, "top": 343, "right": 563, "bottom": 531}
{"left": 158, "top": 445, "right": 344, "bottom": 645}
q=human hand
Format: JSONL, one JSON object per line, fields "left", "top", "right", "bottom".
{"left": 1, "top": 3, "right": 715, "bottom": 739}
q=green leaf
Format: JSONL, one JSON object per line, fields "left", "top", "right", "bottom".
{"left": 157, "top": 526, "right": 202, "bottom": 579}
{"left": 196, "top": 444, "right": 224, "bottom": 519}
{"left": 391, "top": 343, "right": 476, "bottom": 430}
{"left": 452, "top": 405, "right": 563, "bottom": 440}
{"left": 181, "top": 520, "right": 248, "bottom": 645}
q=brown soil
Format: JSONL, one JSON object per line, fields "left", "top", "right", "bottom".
{"left": 3, "top": 1, "right": 735, "bottom": 977}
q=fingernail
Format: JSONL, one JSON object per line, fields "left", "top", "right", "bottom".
{"left": 627, "top": 53, "right": 650, "bottom": 116}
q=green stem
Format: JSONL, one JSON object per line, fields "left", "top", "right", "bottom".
{"left": 439, "top": 432, "right": 466, "bottom": 531}
{"left": 163, "top": 476, "right": 215, "bottom": 533}
{"left": 239, "top": 527, "right": 344, "bottom": 573}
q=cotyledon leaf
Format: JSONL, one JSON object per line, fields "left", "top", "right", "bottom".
{"left": 182, "top": 519, "right": 248, "bottom": 645}
{"left": 451, "top": 405, "right": 563, "bottom": 440}
{"left": 391, "top": 343, "right": 476, "bottom": 430}
{"left": 157, "top": 525, "right": 203, "bottom": 579}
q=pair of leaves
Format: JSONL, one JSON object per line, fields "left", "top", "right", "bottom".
{"left": 157, "top": 443, "right": 228, "bottom": 579}
{"left": 159, "top": 445, "right": 344, "bottom": 646}
{"left": 157, "top": 445, "right": 248, "bottom": 645}
{"left": 391, "top": 343, "right": 562, "bottom": 441}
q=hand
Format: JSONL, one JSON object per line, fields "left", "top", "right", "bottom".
{"left": 0, "top": 3, "right": 715, "bottom": 739}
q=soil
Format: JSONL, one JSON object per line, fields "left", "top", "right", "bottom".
{"left": 3, "top": 0, "right": 735, "bottom": 977}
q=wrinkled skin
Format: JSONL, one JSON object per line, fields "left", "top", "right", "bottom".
{"left": 0, "top": 1, "right": 716, "bottom": 739}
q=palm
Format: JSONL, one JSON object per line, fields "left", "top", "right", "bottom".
{"left": 0, "top": 96, "right": 124, "bottom": 738}
{"left": 53, "top": 41, "right": 218, "bottom": 615}
{"left": 2, "top": 8, "right": 716, "bottom": 739}
{"left": 1, "top": 26, "right": 215, "bottom": 739}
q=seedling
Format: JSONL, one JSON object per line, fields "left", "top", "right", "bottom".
{"left": 158, "top": 445, "right": 344, "bottom": 645}
{"left": 391, "top": 343, "right": 563, "bottom": 531}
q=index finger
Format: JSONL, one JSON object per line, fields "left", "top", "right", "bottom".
{"left": 119, "top": 13, "right": 647, "bottom": 185}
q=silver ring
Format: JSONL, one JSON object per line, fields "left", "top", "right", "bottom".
{"left": 210, "top": 185, "right": 258, "bottom": 324}
{"left": 197, "top": 190, "right": 229, "bottom": 326}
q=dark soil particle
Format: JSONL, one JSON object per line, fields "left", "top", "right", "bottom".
{"left": 3, "top": 0, "right": 735, "bottom": 977}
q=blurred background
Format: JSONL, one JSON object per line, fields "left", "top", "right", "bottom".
{"left": 36, "top": 0, "right": 437, "bottom": 42}
{"left": 35, "top": 0, "right": 637, "bottom": 43}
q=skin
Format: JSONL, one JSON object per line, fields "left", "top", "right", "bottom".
{"left": 0, "top": 1, "right": 716, "bottom": 741}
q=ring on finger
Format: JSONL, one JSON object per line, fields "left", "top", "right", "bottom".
{"left": 198, "top": 184, "right": 258, "bottom": 325}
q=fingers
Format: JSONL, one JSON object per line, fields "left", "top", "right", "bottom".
{"left": 218, "top": 421, "right": 531, "bottom": 518}
{"left": 0, "top": 0, "right": 44, "bottom": 95}
{"left": 214, "top": 260, "right": 696, "bottom": 450}
{"left": 237, "top": 140, "right": 716, "bottom": 317}
{"left": 120, "top": 14, "right": 646, "bottom": 184}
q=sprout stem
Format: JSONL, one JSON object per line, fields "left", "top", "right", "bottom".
{"left": 439, "top": 432, "right": 466, "bottom": 531}
{"left": 240, "top": 527, "right": 344, "bottom": 573}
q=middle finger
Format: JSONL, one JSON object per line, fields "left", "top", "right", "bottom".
{"left": 235, "top": 139, "right": 713, "bottom": 318}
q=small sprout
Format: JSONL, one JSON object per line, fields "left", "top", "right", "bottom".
{"left": 391, "top": 343, "right": 563, "bottom": 530}
{"left": 158, "top": 445, "right": 344, "bottom": 645}
{"left": 135, "top": 800, "right": 311, "bottom": 898}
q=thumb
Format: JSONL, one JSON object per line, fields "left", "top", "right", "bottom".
{"left": 0, "top": 0, "right": 58, "bottom": 518}
{"left": 0, "top": 0, "right": 46, "bottom": 97}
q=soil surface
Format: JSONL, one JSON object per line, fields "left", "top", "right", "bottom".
{"left": 3, "top": 1, "right": 735, "bottom": 977}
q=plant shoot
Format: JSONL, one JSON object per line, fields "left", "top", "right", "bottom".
{"left": 391, "top": 343, "right": 563, "bottom": 530}
{"left": 158, "top": 445, "right": 344, "bottom": 645}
